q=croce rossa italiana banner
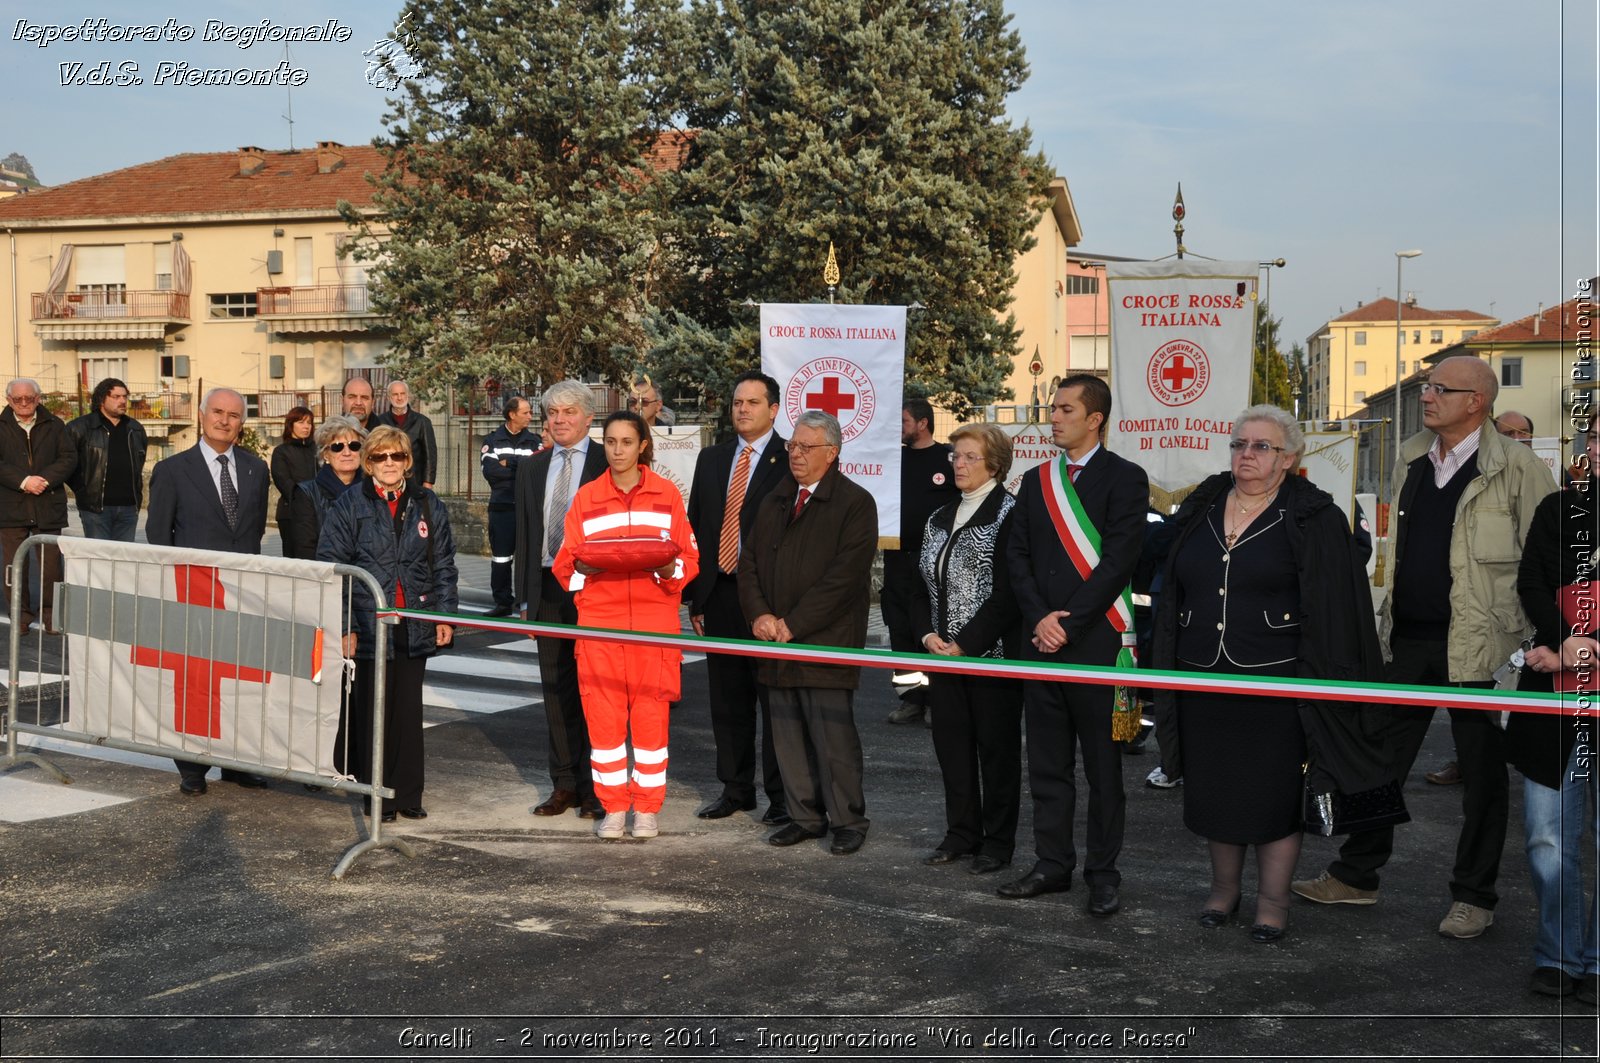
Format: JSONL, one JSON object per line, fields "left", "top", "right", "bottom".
{"left": 1105, "top": 260, "right": 1258, "bottom": 492}
{"left": 761, "top": 303, "right": 906, "bottom": 544}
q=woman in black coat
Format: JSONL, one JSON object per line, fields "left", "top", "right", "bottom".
{"left": 910, "top": 423, "right": 1023, "bottom": 875}
{"left": 1151, "top": 405, "right": 1384, "bottom": 942}
{"left": 271, "top": 406, "right": 318, "bottom": 546}
{"left": 284, "top": 416, "right": 365, "bottom": 560}
{"left": 317, "top": 425, "right": 457, "bottom": 822}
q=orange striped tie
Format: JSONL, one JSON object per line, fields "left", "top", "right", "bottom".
{"left": 718, "top": 445, "right": 753, "bottom": 573}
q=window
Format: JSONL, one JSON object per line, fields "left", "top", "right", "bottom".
{"left": 295, "top": 237, "right": 314, "bottom": 286}
{"left": 209, "top": 292, "right": 258, "bottom": 318}
{"left": 1399, "top": 331, "right": 1406, "bottom": 345}
{"left": 1353, "top": 331, "right": 1367, "bottom": 345}
{"left": 1462, "top": 329, "right": 1478, "bottom": 340}
{"left": 1501, "top": 357, "right": 1523, "bottom": 388}
{"left": 1430, "top": 329, "right": 1443, "bottom": 344}
{"left": 1414, "top": 360, "right": 1425, "bottom": 374}
{"left": 1354, "top": 391, "right": 1367, "bottom": 403}
{"left": 80, "top": 356, "right": 127, "bottom": 390}
{"left": 1066, "top": 275, "right": 1099, "bottom": 296}
{"left": 1413, "top": 330, "right": 1421, "bottom": 345}
{"left": 1353, "top": 361, "right": 1367, "bottom": 376}
{"left": 154, "top": 243, "right": 173, "bottom": 291}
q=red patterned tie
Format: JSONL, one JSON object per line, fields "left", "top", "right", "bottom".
{"left": 1068, "top": 463, "right": 1082, "bottom": 483}
{"left": 790, "top": 487, "right": 811, "bottom": 522}
{"left": 718, "top": 445, "right": 753, "bottom": 573}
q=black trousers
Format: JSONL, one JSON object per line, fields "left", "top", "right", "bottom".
{"left": 487, "top": 506, "right": 516, "bottom": 608}
{"left": 1328, "top": 635, "right": 1508, "bottom": 908}
{"left": 769, "top": 686, "right": 868, "bottom": 835}
{"left": 336, "top": 653, "right": 427, "bottom": 812}
{"left": 537, "top": 567, "right": 594, "bottom": 799}
{"left": 929, "top": 672, "right": 1023, "bottom": 861}
{"left": 701, "top": 574, "right": 783, "bottom": 806}
{"left": 880, "top": 551, "right": 930, "bottom": 704}
{"left": 1023, "top": 628, "right": 1125, "bottom": 885}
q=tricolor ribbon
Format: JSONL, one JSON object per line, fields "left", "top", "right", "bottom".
{"left": 384, "top": 608, "right": 1579, "bottom": 718}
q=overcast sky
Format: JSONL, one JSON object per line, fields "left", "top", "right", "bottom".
{"left": 4, "top": 0, "right": 1596, "bottom": 350}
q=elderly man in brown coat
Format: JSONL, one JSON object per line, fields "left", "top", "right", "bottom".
{"left": 740, "top": 410, "right": 879, "bottom": 855}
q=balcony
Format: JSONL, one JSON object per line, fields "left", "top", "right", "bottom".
{"left": 256, "top": 284, "right": 386, "bottom": 334}
{"left": 31, "top": 290, "right": 189, "bottom": 340}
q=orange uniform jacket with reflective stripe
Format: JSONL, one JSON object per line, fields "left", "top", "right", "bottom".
{"left": 552, "top": 465, "right": 699, "bottom": 633}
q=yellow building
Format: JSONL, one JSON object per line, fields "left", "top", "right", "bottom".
{"left": 0, "top": 142, "right": 390, "bottom": 454}
{"left": 1304, "top": 296, "right": 1496, "bottom": 419}
{"left": 1002, "top": 176, "right": 1084, "bottom": 411}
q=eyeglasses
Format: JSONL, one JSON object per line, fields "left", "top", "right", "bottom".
{"left": 326, "top": 441, "right": 361, "bottom": 454}
{"left": 627, "top": 397, "right": 660, "bottom": 408}
{"left": 8, "top": 394, "right": 39, "bottom": 404}
{"left": 951, "top": 452, "right": 987, "bottom": 466}
{"left": 785, "top": 441, "right": 836, "bottom": 455}
{"left": 368, "top": 451, "right": 406, "bottom": 464}
{"left": 1229, "top": 440, "right": 1285, "bottom": 454}
{"left": 1420, "top": 382, "right": 1475, "bottom": 397}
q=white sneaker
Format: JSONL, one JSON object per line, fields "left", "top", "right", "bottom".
{"left": 631, "top": 812, "right": 659, "bottom": 839}
{"left": 596, "top": 811, "right": 626, "bottom": 839}
{"left": 1145, "top": 765, "right": 1182, "bottom": 789}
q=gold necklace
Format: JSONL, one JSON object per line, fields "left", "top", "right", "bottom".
{"left": 1224, "top": 487, "right": 1278, "bottom": 547}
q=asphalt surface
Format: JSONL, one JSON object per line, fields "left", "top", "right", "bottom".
{"left": 0, "top": 528, "right": 1596, "bottom": 1061}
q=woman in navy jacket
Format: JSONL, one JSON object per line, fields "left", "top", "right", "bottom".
{"left": 318, "top": 425, "right": 458, "bottom": 822}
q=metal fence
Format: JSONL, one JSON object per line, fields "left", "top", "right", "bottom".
{"left": 1, "top": 535, "right": 405, "bottom": 879}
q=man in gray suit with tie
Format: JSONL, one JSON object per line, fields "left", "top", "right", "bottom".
{"left": 513, "top": 379, "right": 608, "bottom": 819}
{"left": 146, "top": 387, "right": 271, "bottom": 794}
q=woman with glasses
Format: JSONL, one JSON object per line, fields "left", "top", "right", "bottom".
{"left": 318, "top": 425, "right": 458, "bottom": 823}
{"left": 284, "top": 415, "right": 365, "bottom": 560}
{"left": 271, "top": 406, "right": 317, "bottom": 550}
{"left": 910, "top": 423, "right": 1023, "bottom": 875}
{"left": 553, "top": 410, "right": 698, "bottom": 841}
{"left": 1150, "top": 404, "right": 1383, "bottom": 942}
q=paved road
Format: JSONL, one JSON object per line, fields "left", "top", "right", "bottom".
{"left": 0, "top": 527, "right": 1594, "bottom": 1060}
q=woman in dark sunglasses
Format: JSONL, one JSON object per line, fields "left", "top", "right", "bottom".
{"left": 284, "top": 415, "right": 366, "bottom": 560}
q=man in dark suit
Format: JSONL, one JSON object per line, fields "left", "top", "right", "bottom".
{"left": 513, "top": 379, "right": 607, "bottom": 820}
{"left": 145, "top": 387, "right": 271, "bottom": 794}
{"left": 1001, "top": 374, "right": 1148, "bottom": 916}
{"left": 686, "top": 371, "right": 792, "bottom": 823}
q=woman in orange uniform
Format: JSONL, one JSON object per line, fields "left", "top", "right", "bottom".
{"left": 554, "top": 410, "right": 699, "bottom": 840}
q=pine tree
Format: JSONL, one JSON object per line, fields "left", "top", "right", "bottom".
{"left": 340, "top": 0, "right": 677, "bottom": 391}
{"left": 649, "top": 0, "right": 1051, "bottom": 419}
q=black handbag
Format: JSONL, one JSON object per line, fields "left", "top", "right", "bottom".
{"left": 1303, "top": 778, "right": 1410, "bottom": 837}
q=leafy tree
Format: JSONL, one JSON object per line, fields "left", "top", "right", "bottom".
{"left": 648, "top": 0, "right": 1051, "bottom": 419}
{"left": 1250, "top": 301, "right": 1294, "bottom": 409}
{"left": 2, "top": 153, "right": 37, "bottom": 181}
{"left": 340, "top": 0, "right": 677, "bottom": 393}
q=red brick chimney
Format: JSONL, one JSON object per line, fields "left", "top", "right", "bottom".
{"left": 237, "top": 146, "right": 266, "bottom": 176}
{"left": 316, "top": 141, "right": 346, "bottom": 174}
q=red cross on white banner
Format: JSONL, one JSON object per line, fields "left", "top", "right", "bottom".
{"left": 129, "top": 565, "right": 272, "bottom": 739}
{"left": 805, "top": 375, "right": 857, "bottom": 417}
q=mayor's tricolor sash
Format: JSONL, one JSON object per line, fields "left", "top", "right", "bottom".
{"left": 1039, "top": 454, "right": 1140, "bottom": 732}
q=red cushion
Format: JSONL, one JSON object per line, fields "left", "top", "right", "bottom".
{"left": 573, "top": 537, "right": 680, "bottom": 573}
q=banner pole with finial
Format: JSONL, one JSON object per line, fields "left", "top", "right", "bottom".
{"left": 824, "top": 242, "right": 841, "bottom": 304}
{"left": 1172, "top": 183, "right": 1186, "bottom": 260}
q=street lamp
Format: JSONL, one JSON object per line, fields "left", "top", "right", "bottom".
{"left": 1393, "top": 249, "right": 1422, "bottom": 477}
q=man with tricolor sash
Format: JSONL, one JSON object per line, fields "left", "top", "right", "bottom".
{"left": 1000, "top": 374, "right": 1149, "bottom": 916}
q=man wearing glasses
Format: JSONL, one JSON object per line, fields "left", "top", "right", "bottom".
{"left": 740, "top": 410, "right": 878, "bottom": 855}
{"left": 0, "top": 378, "right": 77, "bottom": 634}
{"left": 1293, "top": 355, "right": 1555, "bottom": 940}
{"left": 628, "top": 380, "right": 675, "bottom": 428}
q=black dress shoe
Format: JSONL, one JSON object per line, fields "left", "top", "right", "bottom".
{"left": 398, "top": 807, "right": 428, "bottom": 819}
{"left": 924, "top": 849, "right": 967, "bottom": 866}
{"left": 485, "top": 603, "right": 517, "bottom": 618}
{"left": 762, "top": 804, "right": 792, "bottom": 826}
{"left": 380, "top": 811, "right": 397, "bottom": 824}
{"left": 1250, "top": 923, "right": 1286, "bottom": 943}
{"left": 532, "top": 789, "right": 579, "bottom": 816}
{"left": 229, "top": 773, "right": 268, "bottom": 789}
{"left": 767, "top": 822, "right": 825, "bottom": 847}
{"left": 577, "top": 795, "right": 605, "bottom": 819}
{"left": 1198, "top": 899, "right": 1241, "bottom": 928}
{"left": 997, "top": 869, "right": 1072, "bottom": 899}
{"left": 1087, "top": 883, "right": 1121, "bottom": 918}
{"left": 830, "top": 829, "right": 866, "bottom": 855}
{"left": 969, "top": 854, "right": 1010, "bottom": 875}
{"left": 178, "top": 778, "right": 207, "bottom": 796}
{"left": 697, "top": 795, "right": 756, "bottom": 819}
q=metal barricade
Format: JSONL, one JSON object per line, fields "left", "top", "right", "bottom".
{"left": 0, "top": 534, "right": 406, "bottom": 879}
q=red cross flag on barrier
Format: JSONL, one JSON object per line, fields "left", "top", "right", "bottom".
{"left": 54, "top": 539, "right": 344, "bottom": 777}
